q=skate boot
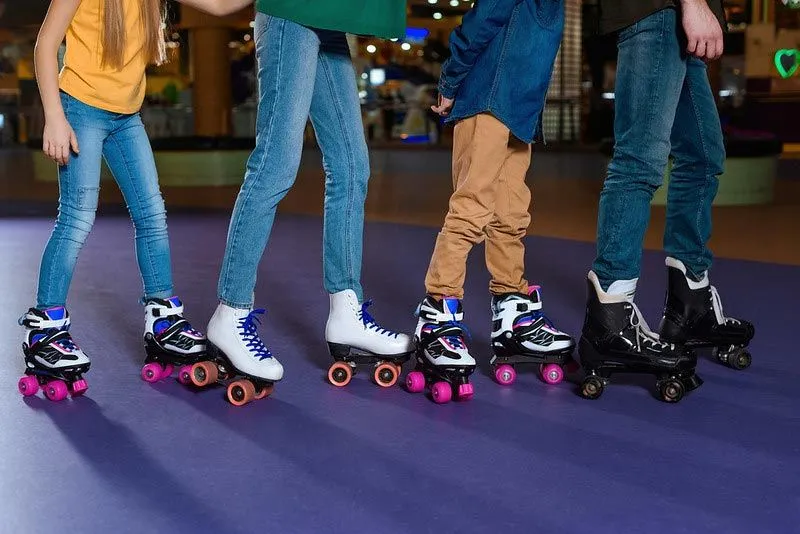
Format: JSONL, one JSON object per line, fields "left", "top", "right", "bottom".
{"left": 201, "top": 303, "right": 283, "bottom": 406}
{"left": 141, "top": 296, "right": 207, "bottom": 385}
{"left": 490, "top": 285, "right": 577, "bottom": 386}
{"left": 325, "top": 289, "right": 414, "bottom": 388}
{"left": 406, "top": 296, "right": 476, "bottom": 404}
{"left": 659, "top": 257, "right": 755, "bottom": 370}
{"left": 577, "top": 272, "right": 702, "bottom": 402}
{"left": 18, "top": 307, "right": 90, "bottom": 401}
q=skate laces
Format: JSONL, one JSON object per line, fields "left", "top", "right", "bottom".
{"left": 359, "top": 300, "right": 398, "bottom": 338}
{"left": 238, "top": 309, "right": 272, "bottom": 360}
{"left": 710, "top": 286, "right": 740, "bottom": 326}
{"left": 628, "top": 305, "right": 671, "bottom": 351}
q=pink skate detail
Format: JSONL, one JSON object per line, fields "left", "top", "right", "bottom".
{"left": 141, "top": 363, "right": 163, "bottom": 383}
{"left": 540, "top": 363, "right": 564, "bottom": 385}
{"left": 177, "top": 365, "right": 193, "bottom": 385}
{"left": 431, "top": 381, "right": 452, "bottom": 404}
{"left": 70, "top": 379, "right": 88, "bottom": 397}
{"left": 527, "top": 285, "right": 541, "bottom": 296}
{"left": 44, "top": 380, "right": 69, "bottom": 402}
{"left": 18, "top": 376, "right": 40, "bottom": 397}
{"left": 159, "top": 364, "right": 175, "bottom": 380}
{"left": 494, "top": 364, "right": 516, "bottom": 386}
{"left": 457, "top": 383, "right": 474, "bottom": 399}
{"left": 406, "top": 371, "right": 426, "bottom": 393}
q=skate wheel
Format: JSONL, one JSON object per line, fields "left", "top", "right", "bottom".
{"left": 177, "top": 365, "right": 193, "bottom": 386}
{"left": 540, "top": 363, "right": 565, "bottom": 385}
{"left": 659, "top": 379, "right": 685, "bottom": 403}
{"left": 254, "top": 384, "right": 274, "bottom": 400}
{"left": 327, "top": 362, "right": 353, "bottom": 387}
{"left": 430, "top": 381, "right": 452, "bottom": 404}
{"left": 227, "top": 379, "right": 256, "bottom": 406}
{"left": 191, "top": 361, "right": 218, "bottom": 388}
{"left": 580, "top": 376, "right": 604, "bottom": 400}
{"left": 457, "top": 383, "right": 474, "bottom": 400}
{"left": 729, "top": 349, "right": 752, "bottom": 370}
{"left": 69, "top": 379, "right": 88, "bottom": 397}
{"left": 18, "top": 375, "right": 40, "bottom": 397}
{"left": 141, "top": 363, "right": 164, "bottom": 384}
{"left": 405, "top": 371, "right": 426, "bottom": 393}
{"left": 160, "top": 364, "right": 174, "bottom": 380}
{"left": 44, "top": 380, "right": 69, "bottom": 402}
{"left": 373, "top": 362, "right": 399, "bottom": 388}
{"left": 494, "top": 364, "right": 516, "bottom": 386}
{"left": 394, "top": 362, "right": 403, "bottom": 376}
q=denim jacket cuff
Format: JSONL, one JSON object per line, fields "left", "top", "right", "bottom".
{"left": 438, "top": 78, "right": 458, "bottom": 100}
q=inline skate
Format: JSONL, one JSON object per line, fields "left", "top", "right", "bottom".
{"left": 141, "top": 296, "right": 207, "bottom": 385}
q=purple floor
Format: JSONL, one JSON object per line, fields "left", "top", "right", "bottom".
{"left": 1, "top": 214, "right": 798, "bottom": 533}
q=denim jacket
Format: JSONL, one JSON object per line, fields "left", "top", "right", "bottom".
{"left": 438, "top": 0, "right": 565, "bottom": 143}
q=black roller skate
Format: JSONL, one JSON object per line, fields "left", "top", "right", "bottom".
{"left": 18, "top": 307, "right": 91, "bottom": 401}
{"left": 489, "top": 285, "right": 577, "bottom": 386}
{"left": 141, "top": 297, "right": 207, "bottom": 385}
{"left": 325, "top": 290, "right": 415, "bottom": 389}
{"left": 577, "top": 272, "right": 703, "bottom": 402}
{"left": 659, "top": 258, "right": 755, "bottom": 370}
{"left": 407, "top": 296, "right": 476, "bottom": 404}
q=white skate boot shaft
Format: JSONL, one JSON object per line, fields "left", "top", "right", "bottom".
{"left": 326, "top": 290, "right": 413, "bottom": 356}
{"left": 206, "top": 304, "right": 284, "bottom": 381}
{"left": 144, "top": 297, "right": 206, "bottom": 356}
{"left": 20, "top": 307, "right": 90, "bottom": 371}
{"left": 491, "top": 286, "right": 574, "bottom": 353}
{"left": 415, "top": 296, "right": 475, "bottom": 367}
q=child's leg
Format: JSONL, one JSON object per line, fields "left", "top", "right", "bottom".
{"left": 424, "top": 113, "right": 511, "bottom": 299}
{"left": 102, "top": 113, "right": 173, "bottom": 302}
{"left": 484, "top": 136, "right": 532, "bottom": 296}
{"left": 36, "top": 94, "right": 107, "bottom": 309}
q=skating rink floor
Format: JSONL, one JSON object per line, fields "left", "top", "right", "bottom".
{"left": 1, "top": 214, "right": 798, "bottom": 533}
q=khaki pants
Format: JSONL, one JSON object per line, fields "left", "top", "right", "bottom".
{"left": 425, "top": 113, "right": 532, "bottom": 299}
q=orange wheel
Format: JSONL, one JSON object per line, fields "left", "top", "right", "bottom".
{"left": 394, "top": 362, "right": 403, "bottom": 376}
{"left": 191, "top": 361, "right": 218, "bottom": 387}
{"left": 373, "top": 362, "right": 398, "bottom": 388}
{"left": 327, "top": 362, "right": 353, "bottom": 387}
{"left": 227, "top": 379, "right": 256, "bottom": 406}
{"left": 254, "top": 384, "right": 274, "bottom": 400}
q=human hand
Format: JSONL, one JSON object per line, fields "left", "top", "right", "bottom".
{"left": 43, "top": 114, "right": 79, "bottom": 166}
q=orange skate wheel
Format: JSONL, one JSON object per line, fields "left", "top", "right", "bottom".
{"left": 191, "top": 361, "right": 218, "bottom": 387}
{"left": 254, "top": 384, "right": 274, "bottom": 400}
{"left": 373, "top": 362, "right": 399, "bottom": 388}
{"left": 394, "top": 362, "right": 403, "bottom": 376}
{"left": 227, "top": 379, "right": 256, "bottom": 406}
{"left": 327, "top": 362, "right": 353, "bottom": 387}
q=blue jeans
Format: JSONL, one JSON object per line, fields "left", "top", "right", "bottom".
{"left": 593, "top": 8, "right": 724, "bottom": 289}
{"left": 36, "top": 92, "right": 173, "bottom": 308}
{"left": 218, "top": 14, "right": 368, "bottom": 308}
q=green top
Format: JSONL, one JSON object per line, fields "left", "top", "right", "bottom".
{"left": 255, "top": 0, "right": 406, "bottom": 39}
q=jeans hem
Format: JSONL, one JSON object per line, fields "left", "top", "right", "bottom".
{"left": 218, "top": 296, "right": 254, "bottom": 310}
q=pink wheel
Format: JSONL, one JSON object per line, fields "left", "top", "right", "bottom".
{"left": 457, "top": 383, "right": 474, "bottom": 400}
{"left": 405, "top": 371, "right": 426, "bottom": 393}
{"left": 159, "top": 364, "right": 174, "bottom": 380}
{"left": 44, "top": 380, "right": 69, "bottom": 402}
{"left": 430, "top": 381, "right": 452, "bottom": 404}
{"left": 540, "top": 363, "right": 565, "bottom": 385}
{"left": 177, "top": 365, "right": 193, "bottom": 385}
{"left": 494, "top": 364, "right": 516, "bottom": 386}
{"left": 70, "top": 379, "right": 88, "bottom": 397}
{"left": 18, "top": 375, "right": 39, "bottom": 397}
{"left": 141, "top": 363, "right": 164, "bottom": 383}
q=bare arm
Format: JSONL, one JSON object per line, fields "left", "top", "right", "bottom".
{"left": 175, "top": 0, "right": 253, "bottom": 17}
{"left": 35, "top": 0, "right": 82, "bottom": 165}
{"left": 680, "top": 0, "right": 724, "bottom": 60}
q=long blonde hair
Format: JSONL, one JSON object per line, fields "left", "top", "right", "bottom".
{"left": 101, "top": 0, "right": 166, "bottom": 69}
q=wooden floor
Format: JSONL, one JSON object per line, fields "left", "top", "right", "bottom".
{"left": 2, "top": 147, "right": 799, "bottom": 266}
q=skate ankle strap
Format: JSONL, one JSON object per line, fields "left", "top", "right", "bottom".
{"left": 20, "top": 312, "right": 69, "bottom": 330}
{"left": 150, "top": 303, "right": 185, "bottom": 317}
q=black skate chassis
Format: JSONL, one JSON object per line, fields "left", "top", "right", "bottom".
{"left": 327, "top": 342, "right": 413, "bottom": 388}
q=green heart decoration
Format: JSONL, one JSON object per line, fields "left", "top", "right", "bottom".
{"left": 774, "top": 49, "right": 799, "bottom": 79}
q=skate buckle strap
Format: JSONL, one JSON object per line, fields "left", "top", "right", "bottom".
{"left": 151, "top": 303, "right": 185, "bottom": 318}
{"left": 20, "top": 308, "right": 70, "bottom": 330}
{"left": 359, "top": 300, "right": 398, "bottom": 338}
{"left": 239, "top": 309, "right": 272, "bottom": 360}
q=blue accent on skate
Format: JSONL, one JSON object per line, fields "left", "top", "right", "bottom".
{"left": 239, "top": 309, "right": 273, "bottom": 360}
{"left": 153, "top": 319, "right": 171, "bottom": 335}
{"left": 360, "top": 300, "right": 398, "bottom": 338}
{"left": 1, "top": 214, "right": 798, "bottom": 534}
{"left": 444, "top": 297, "right": 460, "bottom": 315}
{"left": 167, "top": 296, "right": 182, "bottom": 308}
{"left": 44, "top": 306, "right": 65, "bottom": 320}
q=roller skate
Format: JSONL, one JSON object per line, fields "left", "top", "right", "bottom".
{"left": 18, "top": 307, "right": 90, "bottom": 401}
{"left": 659, "top": 257, "right": 755, "bottom": 370}
{"left": 406, "top": 296, "right": 476, "bottom": 404}
{"left": 141, "top": 297, "right": 207, "bottom": 385}
{"left": 201, "top": 303, "right": 283, "bottom": 406}
{"left": 577, "top": 272, "right": 702, "bottom": 403}
{"left": 325, "top": 290, "right": 414, "bottom": 388}
{"left": 489, "top": 286, "right": 577, "bottom": 386}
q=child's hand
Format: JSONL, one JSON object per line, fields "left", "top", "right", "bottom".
{"left": 43, "top": 115, "right": 79, "bottom": 166}
{"left": 431, "top": 95, "right": 454, "bottom": 117}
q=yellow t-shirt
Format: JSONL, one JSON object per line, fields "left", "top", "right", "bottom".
{"left": 59, "top": 0, "right": 148, "bottom": 114}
